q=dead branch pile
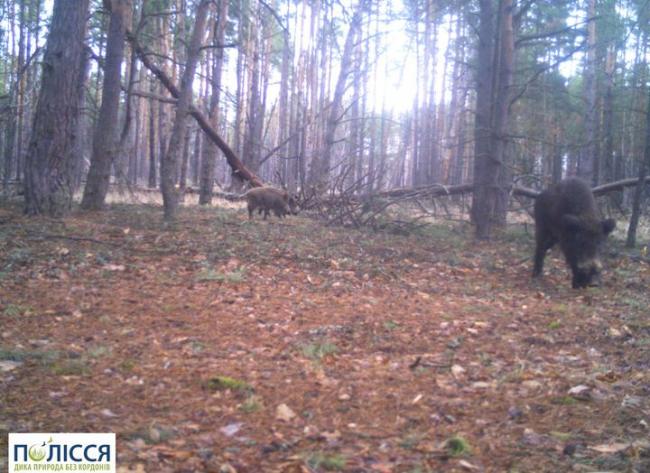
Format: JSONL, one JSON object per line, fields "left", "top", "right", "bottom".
{"left": 298, "top": 176, "right": 650, "bottom": 230}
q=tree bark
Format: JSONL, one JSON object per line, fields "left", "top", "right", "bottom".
{"left": 470, "top": 0, "right": 496, "bottom": 238}
{"left": 198, "top": 3, "right": 228, "bottom": 204}
{"left": 160, "top": 0, "right": 210, "bottom": 221}
{"left": 577, "top": 0, "right": 597, "bottom": 184}
{"left": 626, "top": 84, "right": 650, "bottom": 247}
{"left": 471, "top": 0, "right": 514, "bottom": 239}
{"left": 240, "top": 5, "right": 263, "bottom": 188}
{"left": 147, "top": 77, "right": 158, "bottom": 188}
{"left": 81, "top": 0, "right": 130, "bottom": 210}
{"left": 491, "top": 0, "right": 514, "bottom": 226}
{"left": 23, "top": 0, "right": 90, "bottom": 216}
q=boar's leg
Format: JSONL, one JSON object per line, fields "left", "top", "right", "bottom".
{"left": 533, "top": 234, "right": 556, "bottom": 278}
{"left": 263, "top": 208, "right": 270, "bottom": 220}
{"left": 248, "top": 204, "right": 255, "bottom": 219}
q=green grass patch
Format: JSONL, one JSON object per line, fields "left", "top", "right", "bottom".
{"left": 407, "top": 466, "right": 435, "bottom": 473}
{"left": 551, "top": 396, "right": 579, "bottom": 406}
{"left": 50, "top": 359, "right": 90, "bottom": 376}
{"left": 239, "top": 396, "right": 263, "bottom": 413}
{"left": 0, "top": 348, "right": 62, "bottom": 363}
{"left": 205, "top": 375, "right": 253, "bottom": 393}
{"left": 399, "top": 434, "right": 423, "bottom": 450}
{"left": 304, "top": 451, "right": 347, "bottom": 471}
{"left": 383, "top": 320, "right": 400, "bottom": 331}
{"left": 550, "top": 431, "right": 572, "bottom": 441}
{"left": 444, "top": 435, "right": 472, "bottom": 456}
{"left": 126, "top": 425, "right": 176, "bottom": 445}
{"left": 547, "top": 320, "right": 561, "bottom": 330}
{"left": 7, "top": 248, "right": 31, "bottom": 265}
{"left": 196, "top": 267, "right": 246, "bottom": 283}
{"left": 119, "top": 358, "right": 137, "bottom": 372}
{"left": 87, "top": 345, "right": 111, "bottom": 358}
{"left": 2, "top": 304, "right": 32, "bottom": 318}
{"left": 301, "top": 341, "right": 339, "bottom": 361}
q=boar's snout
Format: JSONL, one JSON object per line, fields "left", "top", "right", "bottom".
{"left": 573, "top": 259, "right": 603, "bottom": 289}
{"left": 287, "top": 195, "right": 300, "bottom": 215}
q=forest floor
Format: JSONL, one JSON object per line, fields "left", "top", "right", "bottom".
{"left": 0, "top": 199, "right": 649, "bottom": 473}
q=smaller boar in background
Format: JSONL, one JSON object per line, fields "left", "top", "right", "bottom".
{"left": 533, "top": 178, "right": 616, "bottom": 288}
{"left": 244, "top": 187, "right": 299, "bottom": 220}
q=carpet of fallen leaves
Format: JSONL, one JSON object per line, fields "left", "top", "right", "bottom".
{"left": 1, "top": 200, "right": 649, "bottom": 473}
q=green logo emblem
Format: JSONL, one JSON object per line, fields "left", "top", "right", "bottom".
{"left": 28, "top": 437, "right": 52, "bottom": 462}
{"left": 28, "top": 444, "right": 46, "bottom": 462}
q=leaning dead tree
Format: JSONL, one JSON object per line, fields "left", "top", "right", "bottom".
{"left": 127, "top": 32, "right": 264, "bottom": 190}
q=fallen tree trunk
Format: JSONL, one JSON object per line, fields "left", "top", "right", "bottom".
{"left": 127, "top": 33, "right": 264, "bottom": 188}
{"left": 376, "top": 176, "right": 650, "bottom": 201}
{"left": 593, "top": 176, "right": 650, "bottom": 196}
{"left": 377, "top": 183, "right": 540, "bottom": 199}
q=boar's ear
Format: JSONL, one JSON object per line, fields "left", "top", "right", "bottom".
{"left": 561, "top": 214, "right": 583, "bottom": 232}
{"left": 601, "top": 218, "right": 616, "bottom": 235}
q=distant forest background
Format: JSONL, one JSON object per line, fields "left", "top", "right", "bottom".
{"left": 0, "top": 0, "right": 649, "bottom": 239}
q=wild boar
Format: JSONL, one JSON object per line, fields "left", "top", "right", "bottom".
{"left": 532, "top": 178, "right": 616, "bottom": 288}
{"left": 244, "top": 187, "right": 298, "bottom": 220}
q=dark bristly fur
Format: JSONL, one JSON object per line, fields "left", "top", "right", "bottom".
{"left": 532, "top": 178, "right": 616, "bottom": 288}
{"left": 244, "top": 187, "right": 299, "bottom": 220}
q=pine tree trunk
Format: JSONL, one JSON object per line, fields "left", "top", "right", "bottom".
{"left": 491, "top": 0, "right": 514, "bottom": 226}
{"left": 199, "top": 0, "right": 228, "bottom": 204}
{"left": 24, "top": 0, "right": 90, "bottom": 216}
{"left": 147, "top": 98, "right": 157, "bottom": 187}
{"left": 311, "top": 2, "right": 363, "bottom": 189}
{"left": 241, "top": 9, "right": 262, "bottom": 187}
{"left": 470, "top": 0, "right": 496, "bottom": 237}
{"left": 578, "top": 0, "right": 598, "bottom": 184}
{"left": 81, "top": 0, "right": 129, "bottom": 209}
{"left": 471, "top": 0, "right": 514, "bottom": 238}
{"left": 160, "top": 0, "right": 210, "bottom": 221}
{"left": 626, "top": 81, "right": 650, "bottom": 247}
{"left": 15, "top": 0, "right": 27, "bottom": 183}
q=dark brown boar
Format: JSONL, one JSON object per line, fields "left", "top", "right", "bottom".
{"left": 244, "top": 187, "right": 299, "bottom": 220}
{"left": 532, "top": 178, "right": 616, "bottom": 288}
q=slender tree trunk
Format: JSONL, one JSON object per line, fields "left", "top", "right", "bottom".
{"left": 24, "top": 0, "right": 90, "bottom": 216}
{"left": 552, "top": 129, "right": 563, "bottom": 184}
{"left": 471, "top": 0, "right": 514, "bottom": 238}
{"left": 311, "top": 2, "right": 364, "bottom": 189}
{"left": 199, "top": 0, "right": 228, "bottom": 204}
{"left": 471, "top": 0, "right": 496, "bottom": 237}
{"left": 15, "top": 0, "right": 26, "bottom": 183}
{"left": 179, "top": 124, "right": 191, "bottom": 191}
{"left": 626, "top": 78, "right": 650, "bottom": 247}
{"left": 232, "top": 9, "right": 247, "bottom": 188}
{"left": 491, "top": 0, "right": 514, "bottom": 226}
{"left": 81, "top": 0, "right": 130, "bottom": 209}
{"left": 578, "top": 0, "right": 597, "bottom": 184}
{"left": 160, "top": 0, "right": 210, "bottom": 221}
{"left": 277, "top": 11, "right": 291, "bottom": 187}
{"left": 3, "top": 1, "right": 19, "bottom": 186}
{"left": 147, "top": 82, "right": 157, "bottom": 188}
{"left": 157, "top": 13, "right": 170, "bottom": 186}
{"left": 602, "top": 47, "right": 615, "bottom": 183}
{"left": 191, "top": 125, "right": 201, "bottom": 186}
{"left": 241, "top": 6, "right": 263, "bottom": 186}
